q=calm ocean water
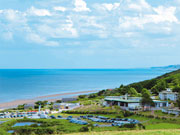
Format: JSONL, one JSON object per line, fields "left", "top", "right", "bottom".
{"left": 0, "top": 69, "right": 170, "bottom": 103}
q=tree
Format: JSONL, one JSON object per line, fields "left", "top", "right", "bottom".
{"left": 173, "top": 85, "right": 180, "bottom": 92}
{"left": 78, "top": 95, "right": 86, "bottom": 99}
{"left": 141, "top": 88, "right": 154, "bottom": 110}
{"left": 119, "top": 84, "right": 124, "bottom": 88}
{"left": 97, "top": 90, "right": 105, "bottom": 96}
{"left": 17, "top": 104, "right": 25, "bottom": 110}
{"left": 128, "top": 87, "right": 138, "bottom": 97}
{"left": 56, "top": 100, "right": 62, "bottom": 103}
{"left": 88, "top": 93, "right": 97, "bottom": 98}
{"left": 141, "top": 88, "right": 150, "bottom": 96}
{"left": 130, "top": 83, "right": 143, "bottom": 93}
{"left": 176, "top": 92, "right": 180, "bottom": 109}
{"left": 151, "top": 80, "right": 166, "bottom": 94}
{"left": 118, "top": 86, "right": 131, "bottom": 95}
{"left": 172, "top": 78, "right": 180, "bottom": 86}
{"left": 35, "top": 100, "right": 48, "bottom": 108}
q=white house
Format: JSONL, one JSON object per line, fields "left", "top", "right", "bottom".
{"left": 103, "top": 95, "right": 169, "bottom": 111}
{"left": 159, "top": 88, "right": 178, "bottom": 101}
{"left": 153, "top": 100, "right": 169, "bottom": 109}
{"left": 53, "top": 103, "right": 80, "bottom": 110}
{"left": 162, "top": 108, "right": 180, "bottom": 116}
{"left": 103, "top": 95, "right": 141, "bottom": 111}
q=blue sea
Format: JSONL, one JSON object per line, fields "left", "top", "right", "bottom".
{"left": 0, "top": 69, "right": 171, "bottom": 103}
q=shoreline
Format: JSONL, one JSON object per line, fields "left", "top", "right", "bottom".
{"left": 0, "top": 90, "right": 99, "bottom": 110}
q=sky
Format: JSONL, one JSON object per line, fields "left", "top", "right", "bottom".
{"left": 0, "top": 0, "right": 180, "bottom": 69}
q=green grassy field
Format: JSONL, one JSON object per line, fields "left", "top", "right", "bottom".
{"left": 50, "top": 113, "right": 180, "bottom": 131}
{"left": 1, "top": 112, "right": 180, "bottom": 134}
{"left": 139, "top": 110, "right": 178, "bottom": 118}
{"left": 66, "top": 129, "right": 180, "bottom": 135}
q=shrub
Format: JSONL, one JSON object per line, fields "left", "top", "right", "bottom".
{"left": 161, "top": 117, "right": 167, "bottom": 120}
{"left": 147, "top": 115, "right": 154, "bottom": 118}
{"left": 121, "top": 124, "right": 136, "bottom": 128}
{"left": 138, "top": 123, "right": 145, "bottom": 130}
{"left": 79, "top": 126, "right": 89, "bottom": 132}
{"left": 123, "top": 111, "right": 134, "bottom": 117}
{"left": 155, "top": 116, "right": 160, "bottom": 119}
{"left": 78, "top": 95, "right": 86, "bottom": 99}
{"left": 116, "top": 114, "right": 123, "bottom": 118}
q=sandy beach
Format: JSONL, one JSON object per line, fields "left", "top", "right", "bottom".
{"left": 0, "top": 90, "right": 98, "bottom": 109}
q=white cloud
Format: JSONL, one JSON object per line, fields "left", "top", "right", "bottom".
{"left": 74, "top": 0, "right": 90, "bottom": 12}
{"left": 151, "top": 6, "right": 178, "bottom": 23}
{"left": 119, "top": 6, "right": 178, "bottom": 29}
{"left": 0, "top": 0, "right": 179, "bottom": 49}
{"left": 101, "top": 3, "right": 120, "bottom": 11}
{"left": 28, "top": 7, "right": 51, "bottom": 16}
{"left": 26, "top": 33, "right": 59, "bottom": 46}
{"left": 64, "top": 17, "right": 78, "bottom": 37}
{"left": 3, "top": 9, "right": 26, "bottom": 23}
{"left": 27, "top": 33, "right": 45, "bottom": 44}
{"left": 128, "top": 0, "right": 151, "bottom": 11}
{"left": 36, "top": 16, "right": 78, "bottom": 39}
{"left": 53, "top": 6, "right": 66, "bottom": 12}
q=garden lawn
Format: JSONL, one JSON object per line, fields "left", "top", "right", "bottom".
{"left": 139, "top": 110, "right": 178, "bottom": 118}
{"left": 146, "top": 123, "right": 180, "bottom": 130}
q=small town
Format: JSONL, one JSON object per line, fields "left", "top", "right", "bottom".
{"left": 1, "top": 80, "right": 180, "bottom": 135}
{"left": 1, "top": 0, "right": 180, "bottom": 134}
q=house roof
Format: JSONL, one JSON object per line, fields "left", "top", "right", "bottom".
{"left": 62, "top": 98, "right": 77, "bottom": 102}
{"left": 104, "top": 96, "right": 169, "bottom": 103}
{"left": 153, "top": 100, "right": 168, "bottom": 103}
{"left": 159, "top": 91, "right": 178, "bottom": 94}
{"left": 159, "top": 88, "right": 178, "bottom": 94}
{"left": 104, "top": 97, "right": 141, "bottom": 103}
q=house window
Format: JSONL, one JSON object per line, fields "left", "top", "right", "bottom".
{"left": 163, "top": 103, "right": 166, "bottom": 107}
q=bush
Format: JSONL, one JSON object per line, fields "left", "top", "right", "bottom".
{"left": 116, "top": 114, "right": 123, "bottom": 118}
{"left": 147, "top": 115, "right": 154, "bottom": 118}
{"left": 121, "top": 124, "right": 136, "bottom": 128}
{"left": 138, "top": 123, "right": 145, "bottom": 130}
{"left": 79, "top": 126, "right": 89, "bottom": 132}
{"left": 78, "top": 95, "right": 86, "bottom": 99}
{"left": 161, "top": 117, "right": 167, "bottom": 120}
{"left": 123, "top": 111, "right": 134, "bottom": 117}
{"left": 155, "top": 116, "right": 160, "bottom": 119}
{"left": 88, "top": 94, "right": 97, "bottom": 99}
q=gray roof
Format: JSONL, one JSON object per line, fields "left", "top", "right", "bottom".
{"left": 62, "top": 98, "right": 77, "bottom": 102}
{"left": 159, "top": 91, "right": 178, "bottom": 94}
{"left": 104, "top": 96, "right": 141, "bottom": 103}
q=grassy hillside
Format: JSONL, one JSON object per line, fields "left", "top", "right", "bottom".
{"left": 77, "top": 69, "right": 180, "bottom": 101}
{"left": 129, "top": 69, "right": 180, "bottom": 94}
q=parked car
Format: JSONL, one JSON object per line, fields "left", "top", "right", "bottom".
{"left": 50, "top": 115, "right": 56, "bottom": 119}
{"left": 93, "top": 124, "right": 99, "bottom": 127}
{"left": 57, "top": 115, "right": 62, "bottom": 118}
{"left": 67, "top": 116, "right": 73, "bottom": 120}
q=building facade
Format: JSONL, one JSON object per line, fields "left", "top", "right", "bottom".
{"left": 159, "top": 88, "right": 178, "bottom": 101}
{"left": 24, "top": 104, "right": 35, "bottom": 110}
{"left": 103, "top": 95, "right": 142, "bottom": 111}
{"left": 103, "top": 95, "right": 169, "bottom": 111}
{"left": 53, "top": 103, "right": 80, "bottom": 110}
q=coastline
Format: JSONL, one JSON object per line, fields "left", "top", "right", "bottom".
{"left": 0, "top": 90, "right": 98, "bottom": 110}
